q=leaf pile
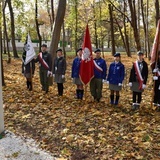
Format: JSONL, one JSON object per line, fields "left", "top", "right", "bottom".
{"left": 3, "top": 55, "right": 160, "bottom": 160}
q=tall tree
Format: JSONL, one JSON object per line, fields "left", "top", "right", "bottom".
{"left": 128, "top": 0, "right": 141, "bottom": 51}
{"left": 75, "top": 0, "right": 78, "bottom": 51}
{"left": 155, "top": 0, "right": 159, "bottom": 25}
{"left": 141, "top": 0, "right": 149, "bottom": 57}
{"left": 35, "top": 0, "right": 42, "bottom": 52}
{"left": 92, "top": 3, "right": 98, "bottom": 48}
{"left": 7, "top": 0, "right": 18, "bottom": 58}
{"left": 50, "top": 0, "right": 66, "bottom": 60}
{"left": 109, "top": 4, "right": 115, "bottom": 55}
{"left": 3, "top": 0, "right": 11, "bottom": 63}
{"left": 51, "top": 0, "right": 54, "bottom": 26}
{"left": 47, "top": 0, "right": 54, "bottom": 31}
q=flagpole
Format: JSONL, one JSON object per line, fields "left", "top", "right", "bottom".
{"left": 151, "top": 18, "right": 160, "bottom": 108}
{"left": 30, "top": 61, "right": 33, "bottom": 90}
{"left": 84, "top": 85, "right": 87, "bottom": 101}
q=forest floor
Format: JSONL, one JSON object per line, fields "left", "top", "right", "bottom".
{"left": 2, "top": 54, "right": 160, "bottom": 160}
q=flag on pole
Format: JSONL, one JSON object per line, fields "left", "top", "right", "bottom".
{"left": 150, "top": 19, "right": 160, "bottom": 65}
{"left": 79, "top": 24, "right": 94, "bottom": 85}
{"left": 24, "top": 34, "right": 36, "bottom": 65}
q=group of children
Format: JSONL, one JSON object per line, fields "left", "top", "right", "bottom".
{"left": 71, "top": 48, "right": 160, "bottom": 111}
{"left": 22, "top": 45, "right": 160, "bottom": 111}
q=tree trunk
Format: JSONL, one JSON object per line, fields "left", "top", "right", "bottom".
{"left": 109, "top": 4, "right": 115, "bottom": 56}
{"left": 35, "top": 0, "right": 42, "bottom": 52}
{"left": 146, "top": 0, "right": 150, "bottom": 59}
{"left": 92, "top": 4, "right": 98, "bottom": 48}
{"left": 49, "top": 0, "right": 66, "bottom": 61}
{"left": 128, "top": 0, "right": 141, "bottom": 51}
{"left": 47, "top": 0, "right": 53, "bottom": 31}
{"left": 3, "top": 0, "right": 11, "bottom": 63}
{"left": 62, "top": 22, "right": 66, "bottom": 58}
{"left": 141, "top": 0, "right": 148, "bottom": 57}
{"left": 7, "top": 0, "right": 18, "bottom": 58}
{"left": 75, "top": 0, "right": 78, "bottom": 52}
{"left": 123, "top": 0, "right": 131, "bottom": 57}
{"left": 51, "top": 0, "right": 54, "bottom": 26}
{"left": 155, "top": 0, "right": 159, "bottom": 25}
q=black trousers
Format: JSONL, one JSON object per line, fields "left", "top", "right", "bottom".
{"left": 57, "top": 83, "right": 63, "bottom": 96}
{"left": 133, "top": 91, "right": 142, "bottom": 104}
{"left": 154, "top": 81, "right": 160, "bottom": 104}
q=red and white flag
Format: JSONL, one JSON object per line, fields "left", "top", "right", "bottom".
{"left": 79, "top": 24, "right": 94, "bottom": 85}
{"left": 150, "top": 19, "right": 160, "bottom": 65}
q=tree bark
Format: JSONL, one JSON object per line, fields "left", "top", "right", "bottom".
{"left": 146, "top": 0, "right": 150, "bottom": 58}
{"left": 75, "top": 0, "right": 78, "bottom": 52}
{"left": 62, "top": 22, "right": 66, "bottom": 58}
{"left": 128, "top": 0, "right": 141, "bottom": 51}
{"left": 7, "top": 0, "right": 18, "bottom": 58}
{"left": 141, "top": 0, "right": 148, "bottom": 57}
{"left": 155, "top": 0, "right": 159, "bottom": 25}
{"left": 92, "top": 4, "right": 98, "bottom": 48}
{"left": 51, "top": 0, "right": 54, "bottom": 26}
{"left": 123, "top": 0, "right": 131, "bottom": 57}
{"left": 109, "top": 4, "right": 115, "bottom": 56}
{"left": 49, "top": 0, "right": 66, "bottom": 60}
{"left": 35, "top": 0, "right": 42, "bottom": 52}
{"left": 3, "top": 0, "right": 11, "bottom": 63}
{"left": 47, "top": 0, "right": 53, "bottom": 31}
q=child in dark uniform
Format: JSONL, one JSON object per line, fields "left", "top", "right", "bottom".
{"left": 128, "top": 51, "right": 148, "bottom": 110}
{"left": 107, "top": 53, "right": 125, "bottom": 106}
{"left": 53, "top": 49, "right": 67, "bottom": 96}
{"left": 151, "top": 51, "right": 160, "bottom": 111}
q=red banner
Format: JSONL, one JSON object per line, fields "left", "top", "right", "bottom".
{"left": 151, "top": 19, "right": 160, "bottom": 64}
{"left": 79, "top": 24, "right": 94, "bottom": 85}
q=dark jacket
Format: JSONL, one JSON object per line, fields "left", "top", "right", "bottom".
{"left": 151, "top": 60, "right": 160, "bottom": 82}
{"left": 53, "top": 56, "right": 66, "bottom": 75}
{"left": 35, "top": 51, "right": 52, "bottom": 71}
{"left": 93, "top": 57, "right": 107, "bottom": 79}
{"left": 22, "top": 51, "right": 35, "bottom": 74}
{"left": 129, "top": 60, "right": 148, "bottom": 84}
{"left": 71, "top": 57, "right": 81, "bottom": 78}
{"left": 107, "top": 61, "right": 125, "bottom": 84}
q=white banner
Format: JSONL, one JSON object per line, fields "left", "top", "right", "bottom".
{"left": 24, "top": 34, "right": 36, "bottom": 65}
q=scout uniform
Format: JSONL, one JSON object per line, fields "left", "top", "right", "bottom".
{"left": 107, "top": 53, "right": 125, "bottom": 105}
{"left": 35, "top": 44, "right": 52, "bottom": 93}
{"left": 90, "top": 49, "right": 107, "bottom": 102}
{"left": 151, "top": 51, "right": 160, "bottom": 111}
{"left": 53, "top": 49, "right": 67, "bottom": 96}
{"left": 71, "top": 48, "right": 84, "bottom": 99}
{"left": 129, "top": 51, "right": 148, "bottom": 110}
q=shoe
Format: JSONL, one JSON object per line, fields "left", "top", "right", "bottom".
{"left": 97, "top": 98, "right": 100, "bottom": 103}
{"left": 153, "top": 103, "right": 157, "bottom": 106}
{"left": 110, "top": 101, "right": 114, "bottom": 105}
{"left": 136, "top": 103, "right": 140, "bottom": 110}
{"left": 156, "top": 105, "right": 160, "bottom": 112}
{"left": 131, "top": 103, "right": 137, "bottom": 110}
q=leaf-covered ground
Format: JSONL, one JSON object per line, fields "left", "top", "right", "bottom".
{"left": 3, "top": 55, "right": 160, "bottom": 160}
